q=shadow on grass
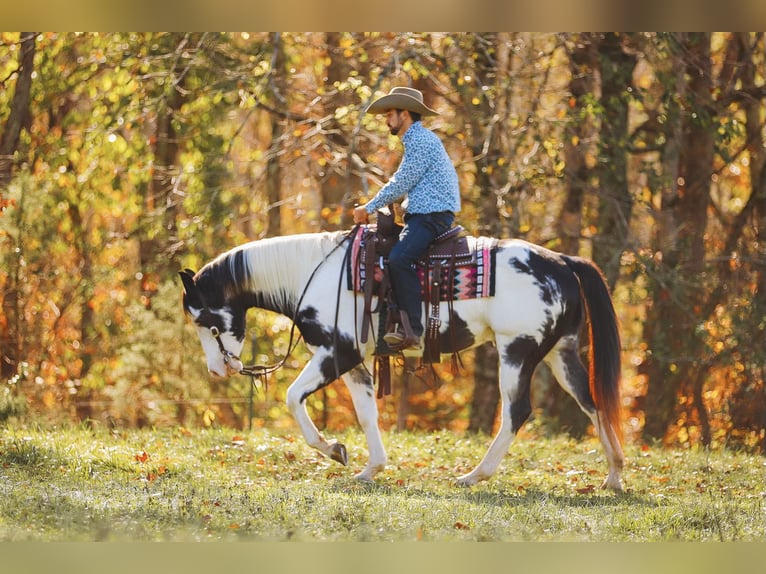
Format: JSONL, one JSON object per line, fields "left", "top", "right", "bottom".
{"left": 327, "top": 477, "right": 656, "bottom": 510}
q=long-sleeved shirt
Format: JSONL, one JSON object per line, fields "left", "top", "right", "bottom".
{"left": 364, "top": 121, "right": 461, "bottom": 215}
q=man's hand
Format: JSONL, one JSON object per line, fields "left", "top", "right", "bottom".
{"left": 353, "top": 205, "right": 369, "bottom": 224}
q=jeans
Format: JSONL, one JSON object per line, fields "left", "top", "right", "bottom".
{"left": 387, "top": 211, "right": 455, "bottom": 337}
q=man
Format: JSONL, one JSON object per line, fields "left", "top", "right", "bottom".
{"left": 353, "top": 86, "right": 461, "bottom": 351}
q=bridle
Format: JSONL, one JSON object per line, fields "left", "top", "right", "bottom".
{"left": 203, "top": 225, "right": 361, "bottom": 385}
{"left": 208, "top": 324, "right": 296, "bottom": 381}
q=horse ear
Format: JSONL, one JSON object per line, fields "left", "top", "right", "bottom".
{"left": 179, "top": 270, "right": 203, "bottom": 310}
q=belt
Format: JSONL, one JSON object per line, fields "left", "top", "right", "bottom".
{"left": 404, "top": 210, "right": 454, "bottom": 222}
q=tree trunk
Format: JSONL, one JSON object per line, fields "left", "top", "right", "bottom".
{"left": 461, "top": 33, "right": 509, "bottom": 434}
{"left": 539, "top": 33, "right": 599, "bottom": 437}
{"left": 643, "top": 33, "right": 714, "bottom": 441}
{"left": 265, "top": 33, "right": 286, "bottom": 237}
{"left": 319, "top": 33, "right": 363, "bottom": 231}
{"left": 558, "top": 33, "right": 597, "bottom": 256}
{"left": 0, "top": 32, "right": 35, "bottom": 382}
{"left": 739, "top": 34, "right": 766, "bottom": 454}
{"left": 138, "top": 33, "right": 190, "bottom": 305}
{"left": 467, "top": 343, "right": 499, "bottom": 434}
{"left": 592, "top": 33, "right": 636, "bottom": 290}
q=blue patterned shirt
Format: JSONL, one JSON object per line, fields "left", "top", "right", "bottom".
{"left": 364, "top": 121, "right": 461, "bottom": 215}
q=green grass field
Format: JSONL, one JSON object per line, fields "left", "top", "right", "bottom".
{"left": 0, "top": 424, "right": 763, "bottom": 542}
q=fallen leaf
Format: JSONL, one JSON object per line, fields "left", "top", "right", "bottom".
{"left": 134, "top": 451, "right": 149, "bottom": 463}
{"left": 454, "top": 522, "right": 470, "bottom": 530}
{"left": 576, "top": 484, "right": 595, "bottom": 494}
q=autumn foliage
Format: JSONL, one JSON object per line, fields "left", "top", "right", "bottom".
{"left": 0, "top": 33, "right": 763, "bottom": 453}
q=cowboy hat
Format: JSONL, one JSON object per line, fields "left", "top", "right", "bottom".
{"left": 365, "top": 86, "right": 439, "bottom": 116}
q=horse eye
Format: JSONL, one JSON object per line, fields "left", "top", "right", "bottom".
{"left": 210, "top": 326, "right": 220, "bottom": 337}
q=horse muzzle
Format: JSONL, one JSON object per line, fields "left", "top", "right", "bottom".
{"left": 208, "top": 357, "right": 243, "bottom": 379}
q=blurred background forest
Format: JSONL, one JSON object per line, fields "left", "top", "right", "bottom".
{"left": 1, "top": 32, "right": 763, "bottom": 453}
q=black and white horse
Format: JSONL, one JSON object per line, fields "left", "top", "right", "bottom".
{"left": 179, "top": 229, "right": 624, "bottom": 490}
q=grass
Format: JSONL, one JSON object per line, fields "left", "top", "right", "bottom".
{"left": 0, "top": 423, "right": 763, "bottom": 542}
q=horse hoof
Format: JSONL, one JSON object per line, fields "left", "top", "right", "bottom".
{"left": 601, "top": 477, "right": 624, "bottom": 492}
{"left": 455, "top": 475, "right": 476, "bottom": 487}
{"left": 330, "top": 442, "right": 348, "bottom": 466}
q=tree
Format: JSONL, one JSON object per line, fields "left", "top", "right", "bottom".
{"left": 0, "top": 32, "right": 35, "bottom": 382}
{"left": 642, "top": 33, "right": 714, "bottom": 440}
{"left": 443, "top": 32, "right": 511, "bottom": 434}
{"left": 592, "top": 32, "right": 637, "bottom": 290}
{"left": 0, "top": 33, "right": 761, "bottom": 446}
{"left": 544, "top": 32, "right": 601, "bottom": 437}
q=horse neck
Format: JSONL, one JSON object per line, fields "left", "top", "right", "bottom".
{"left": 235, "top": 232, "right": 341, "bottom": 316}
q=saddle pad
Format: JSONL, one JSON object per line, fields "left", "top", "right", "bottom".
{"left": 346, "top": 227, "right": 498, "bottom": 301}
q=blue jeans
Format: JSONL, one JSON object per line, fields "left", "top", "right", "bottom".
{"left": 387, "top": 211, "right": 455, "bottom": 337}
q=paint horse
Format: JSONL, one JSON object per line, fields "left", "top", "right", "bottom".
{"left": 179, "top": 227, "right": 624, "bottom": 490}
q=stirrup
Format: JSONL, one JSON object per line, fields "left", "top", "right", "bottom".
{"left": 383, "top": 328, "right": 406, "bottom": 347}
{"left": 384, "top": 310, "right": 421, "bottom": 351}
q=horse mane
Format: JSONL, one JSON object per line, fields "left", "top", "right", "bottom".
{"left": 195, "top": 231, "right": 346, "bottom": 314}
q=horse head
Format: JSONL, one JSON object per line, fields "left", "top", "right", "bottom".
{"left": 179, "top": 268, "right": 246, "bottom": 378}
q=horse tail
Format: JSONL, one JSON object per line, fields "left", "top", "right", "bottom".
{"left": 564, "top": 256, "right": 623, "bottom": 447}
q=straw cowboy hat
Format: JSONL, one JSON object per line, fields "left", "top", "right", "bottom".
{"left": 365, "top": 86, "right": 439, "bottom": 116}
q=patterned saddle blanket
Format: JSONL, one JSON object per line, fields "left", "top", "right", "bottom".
{"left": 346, "top": 225, "right": 498, "bottom": 301}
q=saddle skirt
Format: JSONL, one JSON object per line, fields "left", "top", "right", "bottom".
{"left": 346, "top": 224, "right": 498, "bottom": 301}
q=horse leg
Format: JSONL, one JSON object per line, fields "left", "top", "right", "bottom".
{"left": 545, "top": 339, "right": 624, "bottom": 491}
{"left": 457, "top": 339, "right": 533, "bottom": 486}
{"left": 285, "top": 356, "right": 348, "bottom": 466}
{"left": 341, "top": 365, "right": 387, "bottom": 481}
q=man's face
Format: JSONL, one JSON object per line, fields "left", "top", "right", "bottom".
{"left": 385, "top": 109, "right": 406, "bottom": 136}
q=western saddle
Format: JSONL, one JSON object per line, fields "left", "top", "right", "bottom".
{"left": 355, "top": 206, "right": 470, "bottom": 396}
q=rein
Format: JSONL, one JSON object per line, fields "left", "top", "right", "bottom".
{"left": 209, "top": 324, "right": 295, "bottom": 381}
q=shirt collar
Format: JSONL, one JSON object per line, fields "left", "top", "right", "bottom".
{"left": 402, "top": 120, "right": 422, "bottom": 142}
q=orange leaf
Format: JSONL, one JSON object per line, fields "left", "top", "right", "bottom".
{"left": 576, "top": 484, "right": 595, "bottom": 494}
{"left": 454, "top": 522, "right": 470, "bottom": 530}
{"left": 134, "top": 451, "right": 149, "bottom": 463}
